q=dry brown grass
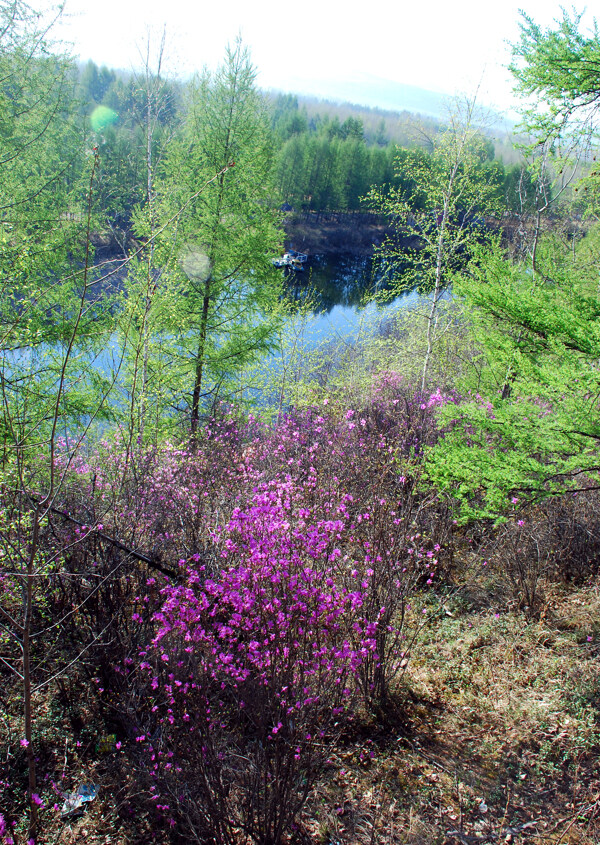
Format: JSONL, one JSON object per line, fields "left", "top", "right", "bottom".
{"left": 293, "top": 566, "right": 600, "bottom": 845}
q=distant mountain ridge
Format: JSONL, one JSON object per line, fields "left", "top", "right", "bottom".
{"left": 289, "top": 73, "right": 451, "bottom": 119}
{"left": 267, "top": 72, "right": 515, "bottom": 132}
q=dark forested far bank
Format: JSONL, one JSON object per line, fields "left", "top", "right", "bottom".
{"left": 283, "top": 210, "right": 394, "bottom": 256}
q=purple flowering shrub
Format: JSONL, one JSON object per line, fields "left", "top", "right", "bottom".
{"left": 332, "top": 492, "right": 444, "bottom": 706}
{"left": 54, "top": 375, "right": 450, "bottom": 572}
{"left": 48, "top": 377, "right": 452, "bottom": 701}
{"left": 134, "top": 485, "right": 375, "bottom": 844}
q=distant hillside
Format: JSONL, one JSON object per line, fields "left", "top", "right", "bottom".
{"left": 269, "top": 73, "right": 449, "bottom": 119}
{"left": 293, "top": 95, "right": 444, "bottom": 150}
{"left": 269, "top": 73, "right": 514, "bottom": 126}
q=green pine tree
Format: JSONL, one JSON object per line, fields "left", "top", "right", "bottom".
{"left": 135, "top": 40, "right": 283, "bottom": 433}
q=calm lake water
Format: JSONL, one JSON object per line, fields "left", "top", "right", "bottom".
{"left": 92, "top": 251, "right": 419, "bottom": 350}
{"left": 281, "top": 253, "right": 419, "bottom": 345}
{"left": 66, "top": 251, "right": 429, "bottom": 412}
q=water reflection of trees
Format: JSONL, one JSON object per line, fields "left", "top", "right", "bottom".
{"left": 282, "top": 254, "right": 404, "bottom": 314}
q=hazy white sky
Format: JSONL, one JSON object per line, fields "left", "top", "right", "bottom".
{"left": 56, "top": 0, "right": 594, "bottom": 114}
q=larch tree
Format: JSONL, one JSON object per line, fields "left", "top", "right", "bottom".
{"left": 0, "top": 0, "right": 105, "bottom": 457}
{"left": 0, "top": 3, "right": 111, "bottom": 835}
{"left": 510, "top": 8, "right": 600, "bottom": 141}
{"left": 148, "top": 39, "right": 283, "bottom": 432}
{"left": 428, "top": 236, "right": 600, "bottom": 520}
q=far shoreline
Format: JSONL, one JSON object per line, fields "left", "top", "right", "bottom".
{"left": 283, "top": 210, "right": 400, "bottom": 257}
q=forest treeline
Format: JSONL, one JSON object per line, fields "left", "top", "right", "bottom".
{"left": 75, "top": 57, "right": 537, "bottom": 231}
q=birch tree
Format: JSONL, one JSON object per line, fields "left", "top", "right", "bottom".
{"left": 369, "top": 98, "right": 501, "bottom": 390}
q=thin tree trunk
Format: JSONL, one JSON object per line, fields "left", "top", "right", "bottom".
{"left": 421, "top": 195, "right": 449, "bottom": 392}
{"left": 191, "top": 277, "right": 212, "bottom": 434}
{"left": 23, "top": 503, "right": 40, "bottom": 838}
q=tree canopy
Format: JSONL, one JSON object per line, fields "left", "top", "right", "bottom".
{"left": 426, "top": 12, "right": 600, "bottom": 521}
{"left": 428, "top": 236, "right": 600, "bottom": 520}
{"left": 510, "top": 9, "right": 600, "bottom": 139}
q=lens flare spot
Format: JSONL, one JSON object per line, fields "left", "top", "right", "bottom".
{"left": 181, "top": 245, "right": 211, "bottom": 282}
{"left": 90, "top": 105, "right": 118, "bottom": 132}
